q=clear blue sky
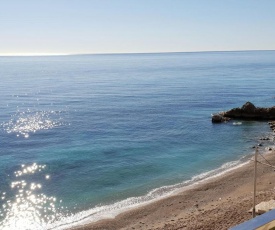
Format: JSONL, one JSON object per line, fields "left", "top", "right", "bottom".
{"left": 1, "top": 0, "right": 275, "bottom": 55}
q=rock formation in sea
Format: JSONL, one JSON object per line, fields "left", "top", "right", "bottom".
{"left": 212, "top": 102, "right": 275, "bottom": 133}
{"left": 211, "top": 114, "right": 230, "bottom": 123}
{"left": 222, "top": 102, "right": 275, "bottom": 120}
{"left": 212, "top": 102, "right": 275, "bottom": 122}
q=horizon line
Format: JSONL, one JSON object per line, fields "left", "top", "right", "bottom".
{"left": 1, "top": 49, "right": 275, "bottom": 57}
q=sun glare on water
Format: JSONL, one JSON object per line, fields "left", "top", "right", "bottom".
{"left": 1, "top": 110, "right": 64, "bottom": 138}
{"left": 0, "top": 163, "right": 65, "bottom": 230}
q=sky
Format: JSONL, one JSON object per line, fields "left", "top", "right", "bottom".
{"left": 1, "top": 0, "right": 275, "bottom": 55}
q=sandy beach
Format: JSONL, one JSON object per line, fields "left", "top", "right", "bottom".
{"left": 71, "top": 148, "right": 275, "bottom": 230}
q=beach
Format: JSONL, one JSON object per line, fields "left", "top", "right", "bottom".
{"left": 72, "top": 148, "right": 275, "bottom": 230}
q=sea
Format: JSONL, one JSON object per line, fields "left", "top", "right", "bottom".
{"left": 0, "top": 51, "right": 275, "bottom": 229}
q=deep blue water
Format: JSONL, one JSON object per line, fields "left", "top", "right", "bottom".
{"left": 0, "top": 51, "right": 275, "bottom": 229}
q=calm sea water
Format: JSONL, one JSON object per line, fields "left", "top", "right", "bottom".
{"left": 0, "top": 51, "right": 275, "bottom": 229}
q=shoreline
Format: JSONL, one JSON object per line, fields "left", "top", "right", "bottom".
{"left": 66, "top": 147, "right": 275, "bottom": 230}
{"left": 57, "top": 157, "right": 248, "bottom": 229}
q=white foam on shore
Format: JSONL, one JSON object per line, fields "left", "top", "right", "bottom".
{"left": 46, "top": 155, "right": 252, "bottom": 230}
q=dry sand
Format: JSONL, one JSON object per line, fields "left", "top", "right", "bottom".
{"left": 71, "top": 148, "right": 275, "bottom": 230}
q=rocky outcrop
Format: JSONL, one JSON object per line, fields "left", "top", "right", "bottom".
{"left": 211, "top": 114, "right": 230, "bottom": 123}
{"left": 269, "top": 121, "right": 275, "bottom": 132}
{"left": 223, "top": 102, "right": 275, "bottom": 120}
{"left": 212, "top": 102, "right": 275, "bottom": 133}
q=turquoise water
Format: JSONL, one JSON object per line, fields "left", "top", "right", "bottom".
{"left": 0, "top": 51, "right": 275, "bottom": 229}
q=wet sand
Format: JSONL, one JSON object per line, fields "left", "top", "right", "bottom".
{"left": 72, "top": 148, "right": 275, "bottom": 230}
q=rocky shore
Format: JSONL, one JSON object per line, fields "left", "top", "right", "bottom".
{"left": 269, "top": 121, "right": 275, "bottom": 133}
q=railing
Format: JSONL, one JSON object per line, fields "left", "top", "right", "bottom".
{"left": 229, "top": 209, "right": 275, "bottom": 230}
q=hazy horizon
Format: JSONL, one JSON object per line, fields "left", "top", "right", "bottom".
{"left": 1, "top": 49, "right": 275, "bottom": 57}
